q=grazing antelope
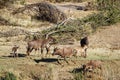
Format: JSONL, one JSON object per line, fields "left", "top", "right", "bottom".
{"left": 52, "top": 47, "right": 77, "bottom": 64}
{"left": 11, "top": 45, "right": 19, "bottom": 57}
{"left": 26, "top": 36, "right": 55, "bottom": 57}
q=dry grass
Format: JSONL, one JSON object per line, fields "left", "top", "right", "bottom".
{"left": 0, "top": 8, "right": 53, "bottom": 28}
{"left": 65, "top": 10, "right": 96, "bottom": 19}
{"left": 89, "top": 23, "right": 120, "bottom": 49}
{"left": 0, "top": 55, "right": 120, "bottom": 80}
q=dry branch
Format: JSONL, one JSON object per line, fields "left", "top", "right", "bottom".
{"left": 45, "top": 17, "right": 75, "bottom": 39}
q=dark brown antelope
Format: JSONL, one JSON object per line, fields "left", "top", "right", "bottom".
{"left": 12, "top": 45, "right": 19, "bottom": 57}
{"left": 26, "top": 36, "right": 55, "bottom": 57}
{"left": 52, "top": 47, "right": 77, "bottom": 64}
{"left": 80, "top": 36, "right": 89, "bottom": 58}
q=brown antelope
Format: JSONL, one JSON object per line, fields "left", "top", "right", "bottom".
{"left": 12, "top": 45, "right": 19, "bottom": 57}
{"left": 52, "top": 47, "right": 77, "bottom": 64}
{"left": 26, "top": 36, "right": 55, "bottom": 57}
{"left": 80, "top": 37, "right": 89, "bottom": 58}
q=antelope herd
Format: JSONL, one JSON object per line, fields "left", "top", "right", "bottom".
{"left": 11, "top": 36, "right": 103, "bottom": 74}
{"left": 11, "top": 36, "right": 89, "bottom": 61}
{"left": 11, "top": 36, "right": 89, "bottom": 63}
{"left": 11, "top": 36, "right": 89, "bottom": 59}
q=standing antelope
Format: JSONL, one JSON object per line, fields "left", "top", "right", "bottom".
{"left": 52, "top": 47, "right": 77, "bottom": 64}
{"left": 12, "top": 45, "right": 19, "bottom": 57}
{"left": 26, "top": 36, "right": 55, "bottom": 57}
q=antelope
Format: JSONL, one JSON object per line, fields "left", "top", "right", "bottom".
{"left": 11, "top": 45, "right": 19, "bottom": 57}
{"left": 52, "top": 47, "right": 77, "bottom": 64}
{"left": 26, "top": 36, "right": 55, "bottom": 57}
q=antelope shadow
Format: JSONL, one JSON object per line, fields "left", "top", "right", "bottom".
{"left": 2, "top": 53, "right": 27, "bottom": 58}
{"left": 34, "top": 58, "right": 59, "bottom": 63}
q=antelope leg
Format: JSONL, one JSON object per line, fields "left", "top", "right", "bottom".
{"left": 45, "top": 46, "right": 50, "bottom": 58}
{"left": 41, "top": 47, "right": 44, "bottom": 58}
{"left": 64, "top": 57, "right": 70, "bottom": 65}
{"left": 71, "top": 59, "right": 76, "bottom": 64}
